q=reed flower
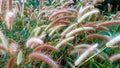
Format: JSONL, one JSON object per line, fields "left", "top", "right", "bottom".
{"left": 6, "top": 57, "right": 14, "bottom": 68}
{"left": 7, "top": 0, "right": 12, "bottom": 11}
{"left": 45, "top": 16, "right": 76, "bottom": 31}
{"left": 61, "top": 10, "right": 99, "bottom": 37}
{"left": 86, "top": 34, "right": 110, "bottom": 41}
{"left": 66, "top": 27, "right": 95, "bottom": 38}
{"left": 33, "top": 44, "right": 59, "bottom": 52}
{"left": 31, "top": 25, "right": 47, "bottom": 36}
{"left": 0, "top": 31, "right": 8, "bottom": 50}
{"left": 74, "top": 43, "right": 98, "bottom": 66}
{"left": 78, "top": 9, "right": 99, "bottom": 23}
{"left": 49, "top": 10, "right": 72, "bottom": 20}
{"left": 106, "top": 35, "right": 120, "bottom": 47}
{"left": 0, "top": 44, "right": 8, "bottom": 54}
{"left": 75, "top": 44, "right": 91, "bottom": 49}
{"left": 60, "top": 1, "right": 74, "bottom": 8}
{"left": 107, "top": 3, "right": 111, "bottom": 12}
{"left": 60, "top": 23, "right": 77, "bottom": 37}
{"left": 8, "top": 43, "right": 19, "bottom": 55}
{"left": 17, "top": 50, "right": 23, "bottom": 65}
{"left": 93, "top": 0, "right": 104, "bottom": 4}
{"left": 78, "top": 5, "right": 94, "bottom": 17}
{"left": 55, "top": 37, "right": 74, "bottom": 49}
{"left": 71, "top": 48, "right": 105, "bottom": 60}
{"left": 82, "top": 22, "right": 97, "bottom": 27}
{"left": 26, "top": 37, "right": 44, "bottom": 48}
{"left": 29, "top": 52, "right": 58, "bottom": 68}
{"left": 49, "top": 24, "right": 66, "bottom": 36}
{"left": 0, "top": 0, "right": 4, "bottom": 13}
{"left": 15, "top": 1, "right": 21, "bottom": 12}
{"left": 97, "top": 20, "right": 120, "bottom": 27}
{"left": 109, "top": 54, "right": 120, "bottom": 62}
{"left": 5, "top": 11, "right": 15, "bottom": 29}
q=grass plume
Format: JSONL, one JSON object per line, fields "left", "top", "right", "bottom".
{"left": 110, "top": 54, "right": 120, "bottom": 62}
{"left": 26, "top": 37, "right": 44, "bottom": 48}
{"left": 106, "top": 35, "right": 120, "bottom": 47}
{"left": 33, "top": 44, "right": 59, "bottom": 52}
{"left": 29, "top": 52, "right": 59, "bottom": 68}
{"left": 74, "top": 43, "right": 98, "bottom": 66}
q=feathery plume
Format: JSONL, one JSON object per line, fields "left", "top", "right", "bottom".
{"left": 71, "top": 49, "right": 87, "bottom": 54}
{"left": 33, "top": 44, "right": 59, "bottom": 52}
{"left": 82, "top": 22, "right": 97, "bottom": 27}
{"left": 75, "top": 44, "right": 101, "bottom": 53}
{"left": 5, "top": 11, "right": 15, "bottom": 29}
{"left": 40, "top": 0, "right": 44, "bottom": 9}
{"left": 26, "top": 37, "right": 44, "bottom": 48}
{"left": 37, "top": 10, "right": 47, "bottom": 18}
{"left": 106, "top": 35, "right": 120, "bottom": 47}
{"left": 56, "top": 20, "right": 71, "bottom": 25}
{"left": 78, "top": 5, "right": 94, "bottom": 17}
{"left": 75, "top": 44, "right": 91, "bottom": 49}
{"left": 66, "top": 8, "right": 78, "bottom": 16}
{"left": 71, "top": 48, "right": 105, "bottom": 59}
{"left": 0, "top": 44, "right": 8, "bottom": 53}
{"left": 61, "top": 10, "right": 99, "bottom": 37}
{"left": 108, "top": 3, "right": 111, "bottom": 12}
{"left": 76, "top": 4, "right": 81, "bottom": 10}
{"left": 0, "top": 0, "right": 4, "bottom": 13}
{"left": 0, "top": 31, "right": 8, "bottom": 50}
{"left": 49, "top": 10, "right": 72, "bottom": 20}
{"left": 49, "top": 24, "right": 66, "bottom": 36}
{"left": 60, "top": 23, "right": 77, "bottom": 37}
{"left": 29, "top": 52, "right": 58, "bottom": 68}
{"left": 96, "top": 26, "right": 109, "bottom": 31}
{"left": 39, "top": 33, "right": 46, "bottom": 39}
{"left": 84, "top": 0, "right": 90, "bottom": 4}
{"left": 42, "top": 6, "right": 52, "bottom": 10}
{"left": 30, "top": 13, "right": 36, "bottom": 20}
{"left": 78, "top": 9, "right": 99, "bottom": 23}
{"left": 31, "top": 25, "right": 47, "bottom": 36}
{"left": 74, "top": 43, "right": 98, "bottom": 66}
{"left": 66, "top": 27, "right": 95, "bottom": 38}
{"left": 15, "top": 1, "right": 21, "bottom": 12}
{"left": 93, "top": 0, "right": 104, "bottom": 4}
{"left": 115, "top": 12, "right": 120, "bottom": 18}
{"left": 97, "top": 20, "right": 120, "bottom": 27}
{"left": 45, "top": 16, "right": 76, "bottom": 31}
{"left": 7, "top": 0, "right": 12, "bottom": 11}
{"left": 8, "top": 43, "right": 19, "bottom": 55}
{"left": 110, "top": 54, "right": 120, "bottom": 62}
{"left": 60, "top": 1, "right": 74, "bottom": 8}
{"left": 6, "top": 57, "right": 14, "bottom": 68}
{"left": 86, "top": 34, "right": 110, "bottom": 41}
{"left": 55, "top": 37, "right": 74, "bottom": 49}
{"left": 17, "top": 50, "right": 23, "bottom": 65}
{"left": 21, "top": 0, "right": 25, "bottom": 17}
{"left": 51, "top": 16, "right": 76, "bottom": 26}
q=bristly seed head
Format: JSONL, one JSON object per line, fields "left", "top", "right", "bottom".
{"left": 106, "top": 35, "right": 120, "bottom": 47}
{"left": 109, "top": 54, "right": 120, "bottom": 62}
{"left": 29, "top": 52, "right": 59, "bottom": 68}
{"left": 5, "top": 11, "right": 15, "bottom": 29}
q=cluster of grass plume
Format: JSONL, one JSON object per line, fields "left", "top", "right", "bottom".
{"left": 0, "top": 0, "right": 120, "bottom": 68}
